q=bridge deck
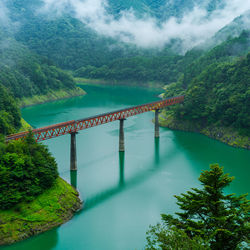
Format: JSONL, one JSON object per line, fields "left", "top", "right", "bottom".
{"left": 6, "top": 95, "right": 184, "bottom": 142}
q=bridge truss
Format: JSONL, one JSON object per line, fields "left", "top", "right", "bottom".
{"left": 6, "top": 95, "right": 184, "bottom": 142}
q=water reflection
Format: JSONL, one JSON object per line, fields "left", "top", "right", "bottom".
{"left": 3, "top": 228, "right": 58, "bottom": 250}
{"left": 154, "top": 137, "right": 160, "bottom": 166}
{"left": 81, "top": 152, "right": 127, "bottom": 212}
{"left": 70, "top": 170, "right": 78, "bottom": 189}
{"left": 79, "top": 141, "right": 178, "bottom": 214}
{"left": 119, "top": 152, "right": 125, "bottom": 187}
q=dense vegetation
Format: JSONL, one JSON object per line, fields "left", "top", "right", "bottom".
{"left": 146, "top": 164, "right": 250, "bottom": 249}
{"left": 15, "top": 16, "right": 143, "bottom": 71}
{"left": 164, "top": 51, "right": 250, "bottom": 136}
{"left": 74, "top": 51, "right": 186, "bottom": 84}
{"left": 107, "top": 0, "right": 226, "bottom": 21}
{"left": 74, "top": 31, "right": 250, "bottom": 87}
{"left": 182, "top": 31, "right": 250, "bottom": 86}
{"left": 0, "top": 134, "right": 58, "bottom": 210}
{"left": 0, "top": 0, "right": 249, "bottom": 246}
{"left": 0, "top": 85, "right": 21, "bottom": 135}
{"left": 0, "top": 37, "right": 77, "bottom": 99}
{"left": 0, "top": 178, "right": 81, "bottom": 246}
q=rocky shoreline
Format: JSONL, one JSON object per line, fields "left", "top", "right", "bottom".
{"left": 159, "top": 112, "right": 250, "bottom": 150}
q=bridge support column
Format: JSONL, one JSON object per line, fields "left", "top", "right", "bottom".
{"left": 119, "top": 119, "right": 125, "bottom": 152}
{"left": 70, "top": 132, "right": 77, "bottom": 171}
{"left": 155, "top": 109, "right": 160, "bottom": 138}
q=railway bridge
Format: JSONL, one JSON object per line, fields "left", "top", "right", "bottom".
{"left": 6, "top": 95, "right": 184, "bottom": 171}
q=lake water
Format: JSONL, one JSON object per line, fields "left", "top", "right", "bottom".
{"left": 3, "top": 84, "right": 250, "bottom": 250}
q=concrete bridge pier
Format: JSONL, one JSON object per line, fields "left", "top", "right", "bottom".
{"left": 155, "top": 109, "right": 160, "bottom": 138}
{"left": 70, "top": 132, "right": 77, "bottom": 171}
{"left": 119, "top": 119, "right": 125, "bottom": 152}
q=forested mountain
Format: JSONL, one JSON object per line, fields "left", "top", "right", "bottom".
{"left": 0, "top": 0, "right": 249, "bottom": 141}
{"left": 161, "top": 31, "right": 250, "bottom": 139}
{"left": 0, "top": 84, "right": 21, "bottom": 135}
{"left": 3, "top": 0, "right": 248, "bottom": 73}
{"left": 183, "top": 30, "right": 250, "bottom": 87}
{"left": 0, "top": 36, "right": 76, "bottom": 99}
{"left": 75, "top": 31, "right": 250, "bottom": 86}
{"left": 74, "top": 49, "right": 185, "bottom": 84}
{"left": 3, "top": 0, "right": 146, "bottom": 70}
{"left": 209, "top": 10, "right": 250, "bottom": 47}
{"left": 164, "top": 51, "right": 250, "bottom": 137}
{"left": 107, "top": 0, "right": 225, "bottom": 20}
{"left": 15, "top": 16, "right": 144, "bottom": 70}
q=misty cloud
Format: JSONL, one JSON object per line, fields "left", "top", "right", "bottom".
{"left": 0, "top": 1, "right": 10, "bottom": 27}
{"left": 41, "top": 0, "right": 250, "bottom": 51}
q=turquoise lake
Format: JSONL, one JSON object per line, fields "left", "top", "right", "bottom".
{"left": 3, "top": 84, "right": 250, "bottom": 250}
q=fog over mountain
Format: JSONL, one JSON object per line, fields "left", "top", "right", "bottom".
{"left": 0, "top": 1, "right": 10, "bottom": 28}
{"left": 40, "top": 0, "right": 250, "bottom": 51}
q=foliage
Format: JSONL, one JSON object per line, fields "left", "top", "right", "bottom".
{"left": 146, "top": 223, "right": 210, "bottom": 250}
{"left": 146, "top": 164, "right": 250, "bottom": 250}
{"left": 0, "top": 84, "right": 21, "bottom": 135}
{"left": 0, "top": 38, "right": 77, "bottom": 99}
{"left": 74, "top": 31, "right": 250, "bottom": 85}
{"left": 173, "top": 53, "right": 250, "bottom": 135}
{"left": 2, "top": 0, "right": 249, "bottom": 91}
{"left": 74, "top": 52, "right": 186, "bottom": 85}
{"left": 3, "top": 1, "right": 250, "bottom": 91}
{"left": 183, "top": 30, "right": 250, "bottom": 87}
{"left": 14, "top": 13, "right": 144, "bottom": 70}
{"left": 0, "top": 133, "right": 58, "bottom": 210}
{"left": 0, "top": 177, "right": 80, "bottom": 245}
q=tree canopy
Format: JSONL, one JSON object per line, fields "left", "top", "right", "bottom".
{"left": 0, "top": 84, "right": 21, "bottom": 135}
{"left": 146, "top": 164, "right": 250, "bottom": 250}
{"left": 166, "top": 52, "right": 250, "bottom": 136}
{"left": 0, "top": 133, "right": 58, "bottom": 210}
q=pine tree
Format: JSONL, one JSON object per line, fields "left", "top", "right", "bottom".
{"left": 147, "top": 164, "right": 250, "bottom": 250}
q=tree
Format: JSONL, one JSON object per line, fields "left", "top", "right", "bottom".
{"left": 0, "top": 133, "right": 58, "bottom": 209}
{"left": 146, "top": 223, "right": 210, "bottom": 249}
{"left": 0, "top": 84, "right": 21, "bottom": 134}
{"left": 146, "top": 164, "right": 250, "bottom": 250}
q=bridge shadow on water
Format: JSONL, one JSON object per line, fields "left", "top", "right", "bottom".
{"left": 71, "top": 137, "right": 177, "bottom": 215}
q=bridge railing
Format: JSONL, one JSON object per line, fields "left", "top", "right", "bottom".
{"left": 6, "top": 95, "right": 184, "bottom": 142}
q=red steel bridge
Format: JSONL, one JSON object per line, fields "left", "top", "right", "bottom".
{"left": 6, "top": 95, "right": 184, "bottom": 170}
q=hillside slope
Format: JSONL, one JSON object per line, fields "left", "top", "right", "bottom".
{"left": 162, "top": 52, "right": 250, "bottom": 149}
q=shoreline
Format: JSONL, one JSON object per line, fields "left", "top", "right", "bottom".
{"left": 0, "top": 178, "right": 82, "bottom": 246}
{"left": 74, "top": 77, "right": 165, "bottom": 89}
{"left": 159, "top": 112, "right": 250, "bottom": 150}
{"left": 19, "top": 87, "right": 86, "bottom": 108}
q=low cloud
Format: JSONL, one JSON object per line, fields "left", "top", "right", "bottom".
{"left": 0, "top": 1, "right": 10, "bottom": 28}
{"left": 39, "top": 0, "right": 250, "bottom": 50}
{"left": 0, "top": 1, "right": 20, "bottom": 35}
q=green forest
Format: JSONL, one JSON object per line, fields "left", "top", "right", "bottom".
{"left": 0, "top": 84, "right": 21, "bottom": 135}
{"left": 168, "top": 53, "right": 250, "bottom": 135}
{"left": 0, "top": 0, "right": 249, "bottom": 185}
{"left": 160, "top": 32, "right": 250, "bottom": 138}
{"left": 0, "top": 37, "right": 77, "bottom": 99}
{"left": 0, "top": 134, "right": 58, "bottom": 210}
{"left": 0, "top": 0, "right": 249, "bottom": 247}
